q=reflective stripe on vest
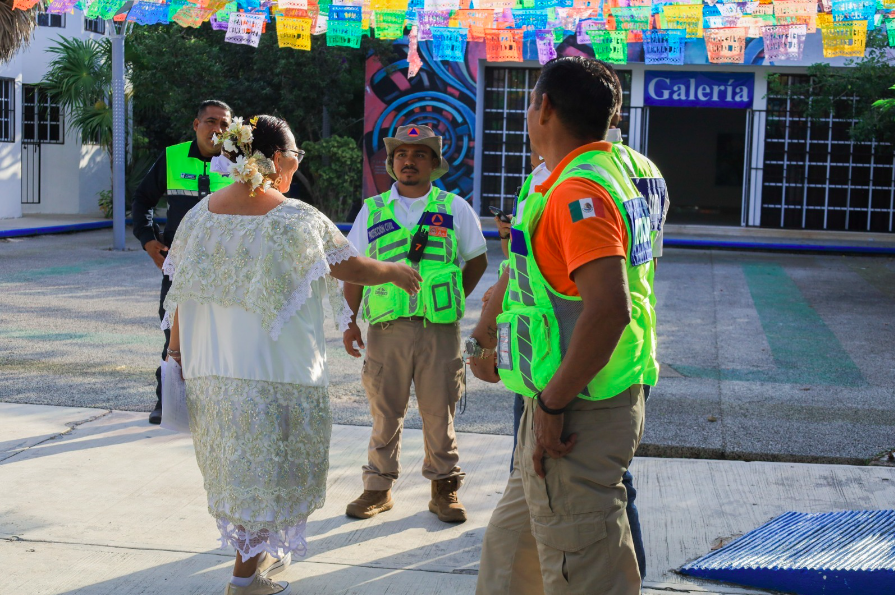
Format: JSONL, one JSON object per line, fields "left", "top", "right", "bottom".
{"left": 361, "top": 187, "right": 465, "bottom": 325}
{"left": 498, "top": 149, "right": 659, "bottom": 401}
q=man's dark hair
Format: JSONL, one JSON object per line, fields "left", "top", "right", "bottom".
{"left": 197, "top": 100, "right": 232, "bottom": 118}
{"left": 533, "top": 57, "right": 621, "bottom": 142}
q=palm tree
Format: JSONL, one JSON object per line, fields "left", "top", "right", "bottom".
{"left": 0, "top": 0, "right": 37, "bottom": 64}
{"left": 41, "top": 36, "right": 153, "bottom": 214}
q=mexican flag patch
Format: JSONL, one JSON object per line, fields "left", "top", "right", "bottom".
{"left": 568, "top": 198, "right": 602, "bottom": 222}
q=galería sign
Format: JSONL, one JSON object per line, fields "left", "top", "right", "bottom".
{"left": 644, "top": 71, "right": 755, "bottom": 109}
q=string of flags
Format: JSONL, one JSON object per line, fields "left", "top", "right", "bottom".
{"left": 14, "top": 0, "right": 895, "bottom": 66}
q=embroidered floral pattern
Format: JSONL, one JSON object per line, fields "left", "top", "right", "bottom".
{"left": 162, "top": 197, "right": 356, "bottom": 339}
{"left": 186, "top": 376, "right": 332, "bottom": 560}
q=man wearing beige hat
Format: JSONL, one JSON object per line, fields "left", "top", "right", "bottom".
{"left": 342, "top": 124, "right": 488, "bottom": 523}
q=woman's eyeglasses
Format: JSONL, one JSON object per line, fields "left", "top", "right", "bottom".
{"left": 281, "top": 148, "right": 305, "bottom": 164}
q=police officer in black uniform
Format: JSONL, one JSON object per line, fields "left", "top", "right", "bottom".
{"left": 132, "top": 100, "right": 233, "bottom": 424}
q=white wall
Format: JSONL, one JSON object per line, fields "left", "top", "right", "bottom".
{"left": 0, "top": 14, "right": 109, "bottom": 218}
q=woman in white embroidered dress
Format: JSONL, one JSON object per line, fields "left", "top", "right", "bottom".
{"left": 162, "top": 115, "right": 421, "bottom": 595}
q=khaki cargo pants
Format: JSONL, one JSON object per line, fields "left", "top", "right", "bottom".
{"left": 476, "top": 385, "right": 645, "bottom": 595}
{"left": 361, "top": 318, "right": 466, "bottom": 490}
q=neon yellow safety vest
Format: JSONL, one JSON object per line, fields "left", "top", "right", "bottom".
{"left": 165, "top": 141, "right": 232, "bottom": 198}
{"left": 497, "top": 148, "right": 659, "bottom": 400}
{"left": 611, "top": 143, "right": 668, "bottom": 254}
{"left": 361, "top": 187, "right": 465, "bottom": 325}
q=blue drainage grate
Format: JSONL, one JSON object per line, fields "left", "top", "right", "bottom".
{"left": 680, "top": 510, "right": 895, "bottom": 595}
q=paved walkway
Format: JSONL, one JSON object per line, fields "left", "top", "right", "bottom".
{"left": 2, "top": 230, "right": 894, "bottom": 463}
{"left": 4, "top": 403, "right": 895, "bottom": 594}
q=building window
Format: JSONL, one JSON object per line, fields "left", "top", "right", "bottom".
{"left": 762, "top": 75, "right": 895, "bottom": 232}
{"left": 37, "top": 13, "right": 65, "bottom": 28}
{"left": 84, "top": 17, "right": 105, "bottom": 34}
{"left": 23, "top": 85, "right": 64, "bottom": 144}
{"left": 479, "top": 67, "right": 632, "bottom": 215}
{"left": 0, "top": 78, "right": 13, "bottom": 143}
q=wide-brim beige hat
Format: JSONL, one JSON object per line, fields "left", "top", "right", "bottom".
{"left": 384, "top": 125, "right": 449, "bottom": 181}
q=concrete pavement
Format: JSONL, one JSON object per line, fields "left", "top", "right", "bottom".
{"left": 3, "top": 402, "right": 895, "bottom": 594}
{"left": 2, "top": 229, "right": 894, "bottom": 463}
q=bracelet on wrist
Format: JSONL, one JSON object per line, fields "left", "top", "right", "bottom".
{"left": 167, "top": 349, "right": 181, "bottom": 356}
{"left": 535, "top": 391, "right": 567, "bottom": 415}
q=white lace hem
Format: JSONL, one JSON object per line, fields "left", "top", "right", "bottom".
{"left": 215, "top": 517, "right": 308, "bottom": 562}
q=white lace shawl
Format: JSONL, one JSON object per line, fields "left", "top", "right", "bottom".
{"left": 161, "top": 197, "right": 356, "bottom": 340}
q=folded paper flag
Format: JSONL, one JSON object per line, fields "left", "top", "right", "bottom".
{"left": 279, "top": 0, "right": 309, "bottom": 8}
{"left": 535, "top": 28, "right": 558, "bottom": 63}
{"left": 408, "top": 25, "right": 424, "bottom": 77}
{"left": 277, "top": 15, "right": 313, "bottom": 48}
{"left": 425, "top": 0, "right": 460, "bottom": 11}
{"left": 832, "top": 0, "right": 875, "bottom": 30}
{"left": 761, "top": 23, "right": 806, "bottom": 60}
{"left": 173, "top": 5, "right": 210, "bottom": 26}
{"left": 888, "top": 18, "right": 895, "bottom": 47}
{"left": 643, "top": 28, "right": 685, "bottom": 64}
{"left": 512, "top": 8, "right": 549, "bottom": 30}
{"left": 327, "top": 18, "right": 363, "bottom": 46}
{"left": 46, "top": 0, "right": 78, "bottom": 14}
{"left": 417, "top": 9, "right": 449, "bottom": 39}
{"left": 576, "top": 18, "right": 604, "bottom": 43}
{"left": 820, "top": 19, "right": 867, "bottom": 56}
{"left": 128, "top": 0, "right": 171, "bottom": 23}
{"left": 704, "top": 26, "right": 747, "bottom": 63}
{"left": 12, "top": 0, "right": 40, "bottom": 9}
{"left": 457, "top": 9, "right": 494, "bottom": 41}
{"left": 774, "top": 0, "right": 817, "bottom": 33}
{"left": 588, "top": 29, "right": 628, "bottom": 63}
{"left": 661, "top": 4, "right": 703, "bottom": 37}
{"left": 225, "top": 12, "right": 266, "bottom": 45}
{"left": 375, "top": 9, "right": 406, "bottom": 38}
{"left": 431, "top": 26, "right": 469, "bottom": 60}
{"left": 611, "top": 6, "right": 651, "bottom": 30}
{"left": 210, "top": 13, "right": 230, "bottom": 28}
{"left": 329, "top": 4, "right": 361, "bottom": 20}
{"left": 484, "top": 27, "right": 524, "bottom": 60}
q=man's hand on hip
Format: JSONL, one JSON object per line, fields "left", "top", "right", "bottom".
{"left": 532, "top": 406, "right": 577, "bottom": 479}
{"left": 144, "top": 239, "right": 169, "bottom": 270}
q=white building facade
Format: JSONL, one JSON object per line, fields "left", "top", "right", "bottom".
{"left": 0, "top": 13, "right": 110, "bottom": 219}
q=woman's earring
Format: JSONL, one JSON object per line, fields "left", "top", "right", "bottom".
{"left": 274, "top": 176, "right": 283, "bottom": 188}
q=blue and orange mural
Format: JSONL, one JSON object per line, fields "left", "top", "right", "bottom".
{"left": 363, "top": 40, "right": 485, "bottom": 201}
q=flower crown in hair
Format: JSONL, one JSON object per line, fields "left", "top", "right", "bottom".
{"left": 213, "top": 116, "right": 276, "bottom": 195}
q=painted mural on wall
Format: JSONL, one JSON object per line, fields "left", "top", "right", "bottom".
{"left": 363, "top": 40, "right": 483, "bottom": 201}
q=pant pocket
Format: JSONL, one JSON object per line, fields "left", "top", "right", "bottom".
{"left": 361, "top": 358, "right": 385, "bottom": 399}
{"left": 530, "top": 510, "right": 608, "bottom": 553}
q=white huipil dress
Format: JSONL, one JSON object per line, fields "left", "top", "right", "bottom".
{"left": 161, "top": 196, "right": 356, "bottom": 560}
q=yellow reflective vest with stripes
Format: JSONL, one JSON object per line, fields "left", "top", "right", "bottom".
{"left": 361, "top": 187, "right": 465, "bottom": 325}
{"left": 164, "top": 141, "right": 231, "bottom": 199}
{"left": 497, "top": 148, "right": 659, "bottom": 400}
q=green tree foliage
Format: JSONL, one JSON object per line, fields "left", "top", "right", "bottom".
{"left": 298, "top": 135, "right": 363, "bottom": 222}
{"left": 768, "top": 31, "right": 895, "bottom": 144}
{"left": 127, "top": 24, "right": 393, "bottom": 217}
{"left": 40, "top": 36, "right": 153, "bottom": 215}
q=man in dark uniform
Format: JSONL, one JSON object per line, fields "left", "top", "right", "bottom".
{"left": 132, "top": 99, "right": 233, "bottom": 424}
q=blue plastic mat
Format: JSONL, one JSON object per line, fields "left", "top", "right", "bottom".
{"left": 680, "top": 510, "right": 895, "bottom": 595}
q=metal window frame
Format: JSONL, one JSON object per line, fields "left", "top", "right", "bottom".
{"left": 474, "top": 62, "right": 633, "bottom": 216}
{"left": 760, "top": 74, "right": 895, "bottom": 232}
{"left": 0, "top": 78, "right": 13, "bottom": 143}
{"left": 22, "top": 85, "right": 65, "bottom": 145}
{"left": 37, "top": 13, "right": 66, "bottom": 27}
{"left": 84, "top": 17, "right": 105, "bottom": 35}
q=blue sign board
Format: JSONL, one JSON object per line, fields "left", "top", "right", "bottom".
{"left": 644, "top": 71, "right": 755, "bottom": 109}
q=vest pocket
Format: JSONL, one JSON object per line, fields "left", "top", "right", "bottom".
{"left": 495, "top": 307, "right": 562, "bottom": 396}
{"left": 422, "top": 270, "right": 463, "bottom": 324}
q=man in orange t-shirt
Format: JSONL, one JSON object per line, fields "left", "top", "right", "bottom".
{"left": 468, "top": 57, "right": 646, "bottom": 594}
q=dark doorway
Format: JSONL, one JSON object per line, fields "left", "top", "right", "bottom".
{"left": 646, "top": 106, "right": 747, "bottom": 226}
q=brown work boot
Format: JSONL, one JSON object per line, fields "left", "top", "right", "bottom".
{"left": 346, "top": 489, "right": 394, "bottom": 519}
{"left": 428, "top": 477, "right": 467, "bottom": 523}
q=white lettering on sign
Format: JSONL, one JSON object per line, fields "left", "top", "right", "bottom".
{"left": 646, "top": 75, "right": 753, "bottom": 107}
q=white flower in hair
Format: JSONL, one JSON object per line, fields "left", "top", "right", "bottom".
{"left": 223, "top": 138, "right": 236, "bottom": 153}
{"left": 239, "top": 125, "right": 253, "bottom": 144}
{"left": 229, "top": 117, "right": 243, "bottom": 133}
{"left": 251, "top": 172, "right": 264, "bottom": 188}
